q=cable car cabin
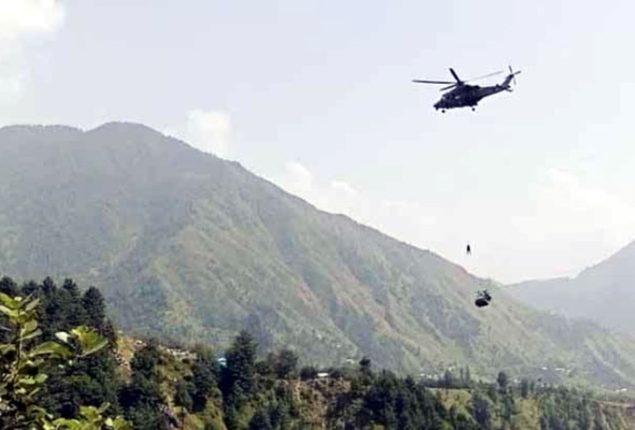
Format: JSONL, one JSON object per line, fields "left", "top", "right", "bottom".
{"left": 475, "top": 290, "right": 492, "bottom": 308}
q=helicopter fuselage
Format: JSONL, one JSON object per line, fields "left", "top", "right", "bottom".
{"left": 434, "top": 83, "right": 509, "bottom": 111}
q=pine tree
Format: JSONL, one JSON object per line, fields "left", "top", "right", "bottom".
{"left": 83, "top": 287, "right": 106, "bottom": 329}
{"left": 472, "top": 392, "right": 492, "bottom": 430}
{"left": 274, "top": 349, "right": 298, "bottom": 379}
{"left": 497, "top": 371, "right": 509, "bottom": 392}
{"left": 520, "top": 378, "right": 530, "bottom": 398}
{"left": 120, "top": 342, "right": 167, "bottom": 429}
{"left": 62, "top": 278, "right": 87, "bottom": 327}
{"left": 222, "top": 330, "right": 257, "bottom": 402}
{"left": 248, "top": 410, "right": 273, "bottom": 430}
{"left": 0, "top": 291, "right": 129, "bottom": 429}
{"left": 190, "top": 346, "right": 219, "bottom": 411}
{"left": 174, "top": 378, "right": 193, "bottom": 425}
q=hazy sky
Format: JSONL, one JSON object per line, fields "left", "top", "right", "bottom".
{"left": 3, "top": 0, "right": 635, "bottom": 283}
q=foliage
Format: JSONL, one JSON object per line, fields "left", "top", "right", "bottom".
{"left": 497, "top": 371, "right": 509, "bottom": 391}
{"left": 4, "top": 278, "right": 123, "bottom": 420}
{"left": 119, "top": 341, "right": 170, "bottom": 430}
{"left": 50, "top": 404, "right": 131, "bottom": 430}
{"left": 271, "top": 349, "right": 298, "bottom": 379}
{"left": 0, "top": 292, "right": 129, "bottom": 429}
{"left": 221, "top": 330, "right": 257, "bottom": 403}
{"left": 471, "top": 391, "right": 493, "bottom": 429}
{"left": 189, "top": 345, "right": 219, "bottom": 412}
{"left": 0, "top": 279, "right": 632, "bottom": 430}
{"left": 299, "top": 366, "right": 318, "bottom": 381}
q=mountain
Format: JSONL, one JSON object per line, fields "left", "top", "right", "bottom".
{"left": 2, "top": 122, "right": 635, "bottom": 388}
{"left": 508, "top": 241, "right": 635, "bottom": 336}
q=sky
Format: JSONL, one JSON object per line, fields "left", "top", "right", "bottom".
{"left": 2, "top": 0, "right": 635, "bottom": 283}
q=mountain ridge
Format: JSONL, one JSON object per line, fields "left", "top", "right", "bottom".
{"left": 508, "top": 239, "right": 635, "bottom": 336}
{"left": 2, "top": 122, "right": 635, "bottom": 388}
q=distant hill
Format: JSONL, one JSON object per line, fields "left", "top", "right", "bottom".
{"left": 508, "top": 241, "right": 635, "bottom": 336}
{"left": 2, "top": 122, "right": 635, "bottom": 388}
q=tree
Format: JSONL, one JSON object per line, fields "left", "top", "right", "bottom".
{"left": 300, "top": 366, "right": 318, "bottom": 380}
{"left": 119, "top": 342, "right": 167, "bottom": 430}
{"left": 130, "top": 341, "right": 161, "bottom": 377}
{"left": 0, "top": 276, "right": 19, "bottom": 296}
{"left": 249, "top": 409, "right": 273, "bottom": 430}
{"left": 520, "top": 378, "right": 530, "bottom": 399}
{"left": 174, "top": 379, "right": 193, "bottom": 424}
{"left": 83, "top": 287, "right": 107, "bottom": 330}
{"left": 0, "top": 292, "right": 129, "bottom": 429}
{"left": 62, "top": 278, "right": 87, "bottom": 328}
{"left": 472, "top": 392, "right": 492, "bottom": 430}
{"left": 463, "top": 366, "right": 472, "bottom": 387}
{"left": 37, "top": 280, "right": 122, "bottom": 420}
{"left": 359, "top": 357, "right": 372, "bottom": 375}
{"left": 274, "top": 349, "right": 298, "bottom": 379}
{"left": 189, "top": 346, "right": 220, "bottom": 412}
{"left": 443, "top": 369, "right": 458, "bottom": 388}
{"left": 222, "top": 330, "right": 257, "bottom": 402}
{"left": 190, "top": 346, "right": 219, "bottom": 412}
{"left": 497, "top": 371, "right": 509, "bottom": 391}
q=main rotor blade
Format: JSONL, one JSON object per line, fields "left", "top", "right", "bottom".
{"left": 465, "top": 70, "right": 503, "bottom": 82}
{"left": 440, "top": 83, "right": 458, "bottom": 91}
{"left": 412, "top": 79, "right": 454, "bottom": 84}
{"left": 449, "top": 68, "right": 461, "bottom": 83}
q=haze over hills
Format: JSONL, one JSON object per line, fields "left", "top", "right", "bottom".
{"left": 508, "top": 241, "right": 635, "bottom": 336}
{"left": 1, "top": 122, "right": 635, "bottom": 388}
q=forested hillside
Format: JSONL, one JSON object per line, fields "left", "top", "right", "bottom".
{"left": 1, "top": 279, "right": 633, "bottom": 430}
{"left": 2, "top": 124, "right": 635, "bottom": 388}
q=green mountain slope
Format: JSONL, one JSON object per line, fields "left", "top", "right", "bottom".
{"left": 508, "top": 241, "right": 635, "bottom": 336}
{"left": 1, "top": 123, "right": 635, "bottom": 388}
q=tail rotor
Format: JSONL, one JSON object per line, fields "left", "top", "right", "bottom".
{"left": 508, "top": 65, "right": 521, "bottom": 86}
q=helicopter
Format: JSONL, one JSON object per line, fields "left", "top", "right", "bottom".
{"left": 412, "top": 66, "right": 521, "bottom": 112}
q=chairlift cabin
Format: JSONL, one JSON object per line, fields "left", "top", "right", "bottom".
{"left": 475, "top": 290, "right": 491, "bottom": 308}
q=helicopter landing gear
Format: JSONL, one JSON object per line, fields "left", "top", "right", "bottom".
{"left": 471, "top": 107, "right": 476, "bottom": 111}
{"left": 441, "top": 109, "right": 446, "bottom": 113}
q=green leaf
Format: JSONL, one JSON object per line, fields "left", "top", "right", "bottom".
{"left": 111, "top": 416, "right": 133, "bottom": 430}
{"left": 0, "top": 344, "right": 16, "bottom": 355}
{"left": 27, "top": 404, "right": 52, "bottom": 419}
{"left": 20, "top": 320, "right": 41, "bottom": 342}
{"left": 21, "top": 319, "right": 38, "bottom": 335}
{"left": 0, "top": 292, "right": 18, "bottom": 310}
{"left": 71, "top": 326, "right": 108, "bottom": 357}
{"left": 19, "top": 375, "right": 45, "bottom": 386}
{"left": 55, "top": 331, "right": 71, "bottom": 344}
{"left": 0, "top": 304, "right": 18, "bottom": 318}
{"left": 29, "top": 341, "right": 73, "bottom": 359}
{"left": 51, "top": 417, "right": 82, "bottom": 429}
{"left": 96, "top": 402, "right": 111, "bottom": 415}
{"left": 21, "top": 328, "right": 42, "bottom": 342}
{"left": 79, "top": 405, "right": 103, "bottom": 422}
{"left": 24, "top": 297, "right": 41, "bottom": 313}
{"left": 25, "top": 386, "right": 42, "bottom": 400}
